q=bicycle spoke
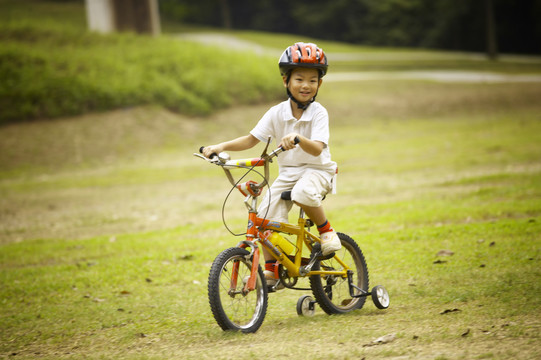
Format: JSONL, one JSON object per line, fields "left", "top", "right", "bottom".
{"left": 310, "top": 234, "right": 369, "bottom": 314}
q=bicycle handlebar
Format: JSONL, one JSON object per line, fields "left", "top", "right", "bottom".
{"left": 195, "top": 136, "right": 300, "bottom": 191}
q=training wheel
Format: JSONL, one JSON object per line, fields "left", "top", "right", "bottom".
{"left": 371, "top": 285, "right": 390, "bottom": 309}
{"left": 296, "top": 295, "right": 316, "bottom": 317}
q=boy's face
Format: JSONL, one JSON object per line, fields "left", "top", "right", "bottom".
{"left": 283, "top": 68, "right": 322, "bottom": 105}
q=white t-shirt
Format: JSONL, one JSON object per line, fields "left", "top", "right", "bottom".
{"left": 250, "top": 100, "right": 337, "bottom": 181}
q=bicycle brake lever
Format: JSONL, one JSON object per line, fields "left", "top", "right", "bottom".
{"left": 193, "top": 152, "right": 221, "bottom": 164}
{"left": 193, "top": 153, "right": 207, "bottom": 160}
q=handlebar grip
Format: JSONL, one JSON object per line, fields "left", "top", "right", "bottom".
{"left": 199, "top": 146, "right": 217, "bottom": 159}
{"left": 277, "top": 136, "right": 300, "bottom": 152}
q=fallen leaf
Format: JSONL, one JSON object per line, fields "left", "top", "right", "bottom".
{"left": 145, "top": 278, "right": 153, "bottom": 283}
{"left": 461, "top": 329, "right": 471, "bottom": 337}
{"left": 120, "top": 290, "right": 131, "bottom": 296}
{"left": 363, "top": 333, "right": 396, "bottom": 347}
{"left": 433, "top": 259, "right": 447, "bottom": 264}
{"left": 489, "top": 241, "right": 496, "bottom": 247}
{"left": 341, "top": 299, "right": 353, "bottom": 306}
{"left": 437, "top": 249, "right": 454, "bottom": 257}
{"left": 440, "top": 308, "right": 461, "bottom": 315}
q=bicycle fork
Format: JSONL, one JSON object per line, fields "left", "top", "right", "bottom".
{"left": 232, "top": 206, "right": 262, "bottom": 294}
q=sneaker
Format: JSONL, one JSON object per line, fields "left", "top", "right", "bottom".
{"left": 243, "top": 270, "right": 283, "bottom": 290}
{"left": 264, "top": 270, "right": 278, "bottom": 286}
{"left": 320, "top": 231, "right": 341, "bottom": 256}
{"left": 264, "top": 270, "right": 284, "bottom": 290}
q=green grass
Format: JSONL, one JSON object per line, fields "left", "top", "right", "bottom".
{"left": 0, "top": 0, "right": 281, "bottom": 123}
{"left": 1, "top": 77, "right": 540, "bottom": 358}
{"left": 3, "top": 0, "right": 541, "bottom": 123}
{"left": 1, "top": 1, "right": 541, "bottom": 359}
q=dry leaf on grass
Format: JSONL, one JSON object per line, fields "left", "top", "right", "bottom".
{"left": 437, "top": 249, "right": 455, "bottom": 256}
{"left": 440, "top": 308, "right": 461, "bottom": 315}
{"left": 363, "top": 333, "right": 396, "bottom": 347}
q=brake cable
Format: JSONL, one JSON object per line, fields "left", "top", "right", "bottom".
{"left": 220, "top": 163, "right": 272, "bottom": 237}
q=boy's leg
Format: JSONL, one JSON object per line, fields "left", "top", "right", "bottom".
{"left": 298, "top": 204, "right": 341, "bottom": 255}
{"left": 257, "top": 177, "right": 294, "bottom": 286}
{"left": 298, "top": 204, "right": 327, "bottom": 228}
{"left": 291, "top": 170, "right": 341, "bottom": 256}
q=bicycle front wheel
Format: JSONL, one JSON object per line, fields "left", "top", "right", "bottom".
{"left": 309, "top": 233, "right": 369, "bottom": 314}
{"left": 208, "top": 247, "right": 268, "bottom": 333}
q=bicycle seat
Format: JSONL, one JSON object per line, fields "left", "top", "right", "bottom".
{"left": 281, "top": 191, "right": 293, "bottom": 201}
{"left": 281, "top": 191, "right": 326, "bottom": 202}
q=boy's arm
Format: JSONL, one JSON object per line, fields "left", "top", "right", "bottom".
{"left": 202, "top": 134, "right": 260, "bottom": 158}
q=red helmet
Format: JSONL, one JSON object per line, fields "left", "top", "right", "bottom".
{"left": 279, "top": 42, "right": 328, "bottom": 77}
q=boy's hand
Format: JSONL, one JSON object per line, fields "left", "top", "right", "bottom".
{"left": 281, "top": 133, "right": 300, "bottom": 150}
{"left": 202, "top": 145, "right": 223, "bottom": 158}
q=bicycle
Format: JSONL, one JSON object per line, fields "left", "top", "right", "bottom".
{"left": 195, "top": 139, "right": 389, "bottom": 333}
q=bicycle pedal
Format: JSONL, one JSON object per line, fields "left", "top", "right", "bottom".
{"left": 267, "top": 283, "right": 285, "bottom": 292}
{"left": 310, "top": 244, "right": 333, "bottom": 259}
{"left": 318, "top": 252, "right": 336, "bottom": 260}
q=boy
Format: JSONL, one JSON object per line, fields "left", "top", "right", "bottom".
{"left": 202, "top": 42, "right": 341, "bottom": 286}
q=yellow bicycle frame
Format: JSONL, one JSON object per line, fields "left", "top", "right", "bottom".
{"left": 253, "top": 216, "right": 351, "bottom": 278}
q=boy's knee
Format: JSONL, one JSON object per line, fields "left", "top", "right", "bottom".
{"left": 291, "top": 185, "right": 322, "bottom": 208}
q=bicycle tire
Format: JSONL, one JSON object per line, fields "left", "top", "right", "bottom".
{"left": 309, "top": 233, "right": 369, "bottom": 315}
{"left": 208, "top": 247, "right": 268, "bottom": 333}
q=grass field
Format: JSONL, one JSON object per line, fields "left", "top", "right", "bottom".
{"left": 1, "top": 2, "right": 541, "bottom": 358}
{"left": 2, "top": 75, "right": 540, "bottom": 358}
{"left": 0, "top": 0, "right": 281, "bottom": 123}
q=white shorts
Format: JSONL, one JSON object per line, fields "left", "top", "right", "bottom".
{"left": 257, "top": 169, "right": 333, "bottom": 223}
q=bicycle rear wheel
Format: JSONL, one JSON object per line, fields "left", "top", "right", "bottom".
{"left": 309, "top": 233, "right": 369, "bottom": 314}
{"left": 208, "top": 247, "right": 268, "bottom": 333}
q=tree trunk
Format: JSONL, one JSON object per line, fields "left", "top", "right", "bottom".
{"left": 485, "top": 0, "right": 498, "bottom": 60}
{"left": 219, "top": 0, "right": 232, "bottom": 29}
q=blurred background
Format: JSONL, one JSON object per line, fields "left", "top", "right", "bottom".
{"left": 1, "top": 3, "right": 540, "bottom": 358}
{"left": 1, "top": 0, "right": 540, "bottom": 124}
{"left": 159, "top": 0, "right": 540, "bottom": 57}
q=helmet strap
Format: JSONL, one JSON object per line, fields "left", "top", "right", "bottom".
{"left": 286, "top": 88, "right": 316, "bottom": 110}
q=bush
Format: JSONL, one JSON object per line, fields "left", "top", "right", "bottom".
{"left": 0, "top": 20, "right": 282, "bottom": 123}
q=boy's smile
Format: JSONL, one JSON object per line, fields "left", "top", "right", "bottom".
{"left": 284, "top": 68, "right": 322, "bottom": 106}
